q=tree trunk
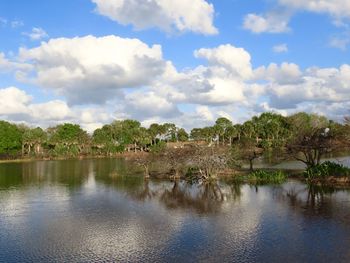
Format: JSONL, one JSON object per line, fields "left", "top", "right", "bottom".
{"left": 249, "top": 159, "right": 254, "bottom": 171}
{"left": 144, "top": 165, "right": 150, "bottom": 179}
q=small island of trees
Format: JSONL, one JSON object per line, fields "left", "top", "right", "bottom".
{"left": 1, "top": 112, "right": 350, "bottom": 185}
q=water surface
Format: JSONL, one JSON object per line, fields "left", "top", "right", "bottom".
{"left": 0, "top": 159, "right": 350, "bottom": 262}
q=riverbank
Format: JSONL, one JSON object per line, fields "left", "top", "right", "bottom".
{"left": 1, "top": 155, "right": 350, "bottom": 188}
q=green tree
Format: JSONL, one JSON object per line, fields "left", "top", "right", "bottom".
{"left": 0, "top": 121, "right": 23, "bottom": 156}
{"left": 286, "top": 113, "right": 346, "bottom": 168}
{"left": 177, "top": 128, "right": 189, "bottom": 142}
{"left": 214, "top": 117, "right": 233, "bottom": 145}
{"left": 48, "top": 123, "right": 90, "bottom": 157}
{"left": 22, "top": 127, "right": 47, "bottom": 156}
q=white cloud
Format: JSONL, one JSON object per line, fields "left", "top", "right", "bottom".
{"left": 194, "top": 44, "right": 253, "bottom": 79}
{"left": 0, "top": 53, "right": 32, "bottom": 73}
{"left": 3, "top": 35, "right": 350, "bottom": 129}
{"left": 243, "top": 13, "right": 290, "bottom": 34}
{"left": 124, "top": 90, "right": 181, "bottom": 119}
{"left": 243, "top": 0, "right": 350, "bottom": 36}
{"left": 273, "top": 43, "right": 288, "bottom": 53}
{"left": 264, "top": 64, "right": 350, "bottom": 109}
{"left": 254, "top": 62, "right": 302, "bottom": 85}
{"left": 0, "top": 87, "right": 32, "bottom": 115}
{"left": 23, "top": 27, "right": 49, "bottom": 41}
{"left": 91, "top": 0, "right": 218, "bottom": 35}
{"left": 17, "top": 35, "right": 166, "bottom": 105}
{"left": 279, "top": 0, "right": 350, "bottom": 19}
{"left": 0, "top": 86, "right": 114, "bottom": 132}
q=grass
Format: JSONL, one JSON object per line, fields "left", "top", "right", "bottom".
{"left": 233, "top": 170, "right": 287, "bottom": 184}
{"left": 304, "top": 161, "right": 350, "bottom": 180}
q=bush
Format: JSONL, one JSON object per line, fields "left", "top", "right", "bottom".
{"left": 303, "top": 161, "right": 350, "bottom": 180}
{"left": 149, "top": 141, "right": 166, "bottom": 153}
{"left": 233, "top": 170, "right": 287, "bottom": 184}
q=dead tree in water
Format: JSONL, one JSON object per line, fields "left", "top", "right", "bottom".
{"left": 132, "top": 153, "right": 157, "bottom": 179}
{"left": 160, "top": 146, "right": 194, "bottom": 179}
{"left": 188, "top": 146, "right": 229, "bottom": 181}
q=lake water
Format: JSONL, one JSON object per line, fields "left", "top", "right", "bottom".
{"left": 1, "top": 159, "right": 350, "bottom": 262}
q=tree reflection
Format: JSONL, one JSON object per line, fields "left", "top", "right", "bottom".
{"left": 274, "top": 182, "right": 350, "bottom": 223}
{"left": 159, "top": 180, "right": 242, "bottom": 214}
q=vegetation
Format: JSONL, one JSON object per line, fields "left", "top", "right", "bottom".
{"left": 1, "top": 111, "right": 350, "bottom": 184}
{"left": 233, "top": 170, "right": 287, "bottom": 184}
{"left": 0, "top": 121, "right": 23, "bottom": 157}
{"left": 303, "top": 161, "right": 350, "bottom": 180}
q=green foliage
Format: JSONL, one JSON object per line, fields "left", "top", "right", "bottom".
{"left": 50, "top": 144, "right": 80, "bottom": 157}
{"left": 149, "top": 141, "right": 166, "bottom": 153}
{"left": 49, "top": 123, "right": 88, "bottom": 144}
{"left": 23, "top": 127, "right": 47, "bottom": 144}
{"left": 303, "top": 161, "right": 350, "bottom": 180}
{"left": 177, "top": 128, "right": 189, "bottom": 142}
{"left": 230, "top": 137, "right": 263, "bottom": 170}
{"left": 234, "top": 170, "right": 287, "bottom": 184}
{"left": 184, "top": 167, "right": 199, "bottom": 184}
{"left": 0, "top": 121, "right": 23, "bottom": 155}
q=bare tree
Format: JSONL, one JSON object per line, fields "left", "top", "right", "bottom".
{"left": 160, "top": 146, "right": 194, "bottom": 179}
{"left": 188, "top": 146, "right": 229, "bottom": 181}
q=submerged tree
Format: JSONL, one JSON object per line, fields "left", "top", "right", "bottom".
{"left": 231, "top": 137, "right": 263, "bottom": 171}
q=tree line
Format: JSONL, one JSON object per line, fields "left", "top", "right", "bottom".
{"left": 0, "top": 112, "right": 349, "bottom": 170}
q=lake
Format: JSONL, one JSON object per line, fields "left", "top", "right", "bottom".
{"left": 1, "top": 158, "right": 350, "bottom": 262}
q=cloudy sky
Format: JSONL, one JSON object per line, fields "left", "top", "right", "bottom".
{"left": 0, "top": 0, "right": 350, "bottom": 132}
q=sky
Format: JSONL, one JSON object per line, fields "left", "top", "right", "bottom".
{"left": 0, "top": 0, "right": 350, "bottom": 132}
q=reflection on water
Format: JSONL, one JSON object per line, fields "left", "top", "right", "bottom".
{"left": 0, "top": 159, "right": 350, "bottom": 262}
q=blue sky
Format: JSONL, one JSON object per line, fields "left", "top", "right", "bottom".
{"left": 0, "top": 0, "right": 350, "bottom": 131}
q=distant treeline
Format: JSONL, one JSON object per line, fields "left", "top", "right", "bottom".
{"left": 0, "top": 112, "right": 349, "bottom": 163}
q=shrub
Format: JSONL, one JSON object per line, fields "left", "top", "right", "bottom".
{"left": 303, "top": 161, "right": 350, "bottom": 180}
{"left": 149, "top": 141, "right": 166, "bottom": 153}
{"left": 233, "top": 170, "right": 287, "bottom": 184}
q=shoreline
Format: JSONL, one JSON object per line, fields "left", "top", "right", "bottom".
{"left": 1, "top": 157, "right": 350, "bottom": 188}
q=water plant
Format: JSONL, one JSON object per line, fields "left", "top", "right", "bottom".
{"left": 303, "top": 161, "right": 350, "bottom": 180}
{"left": 233, "top": 170, "right": 287, "bottom": 184}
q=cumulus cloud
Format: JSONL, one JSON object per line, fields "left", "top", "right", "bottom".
{"left": 124, "top": 90, "right": 181, "bottom": 119}
{"left": 3, "top": 34, "right": 350, "bottom": 129}
{"left": 279, "top": 0, "right": 350, "bottom": 19}
{"left": 194, "top": 44, "right": 253, "bottom": 79}
{"left": 254, "top": 62, "right": 303, "bottom": 85}
{"left": 263, "top": 64, "right": 350, "bottom": 109}
{"left": 0, "top": 87, "right": 32, "bottom": 115}
{"left": 17, "top": 35, "right": 166, "bottom": 105}
{"left": 0, "top": 86, "right": 113, "bottom": 132}
{"left": 0, "top": 52, "right": 31, "bottom": 72}
{"left": 243, "top": 12, "right": 290, "bottom": 33}
{"left": 91, "top": 0, "right": 218, "bottom": 35}
{"left": 23, "top": 27, "right": 49, "bottom": 41}
{"left": 244, "top": 0, "right": 350, "bottom": 36}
